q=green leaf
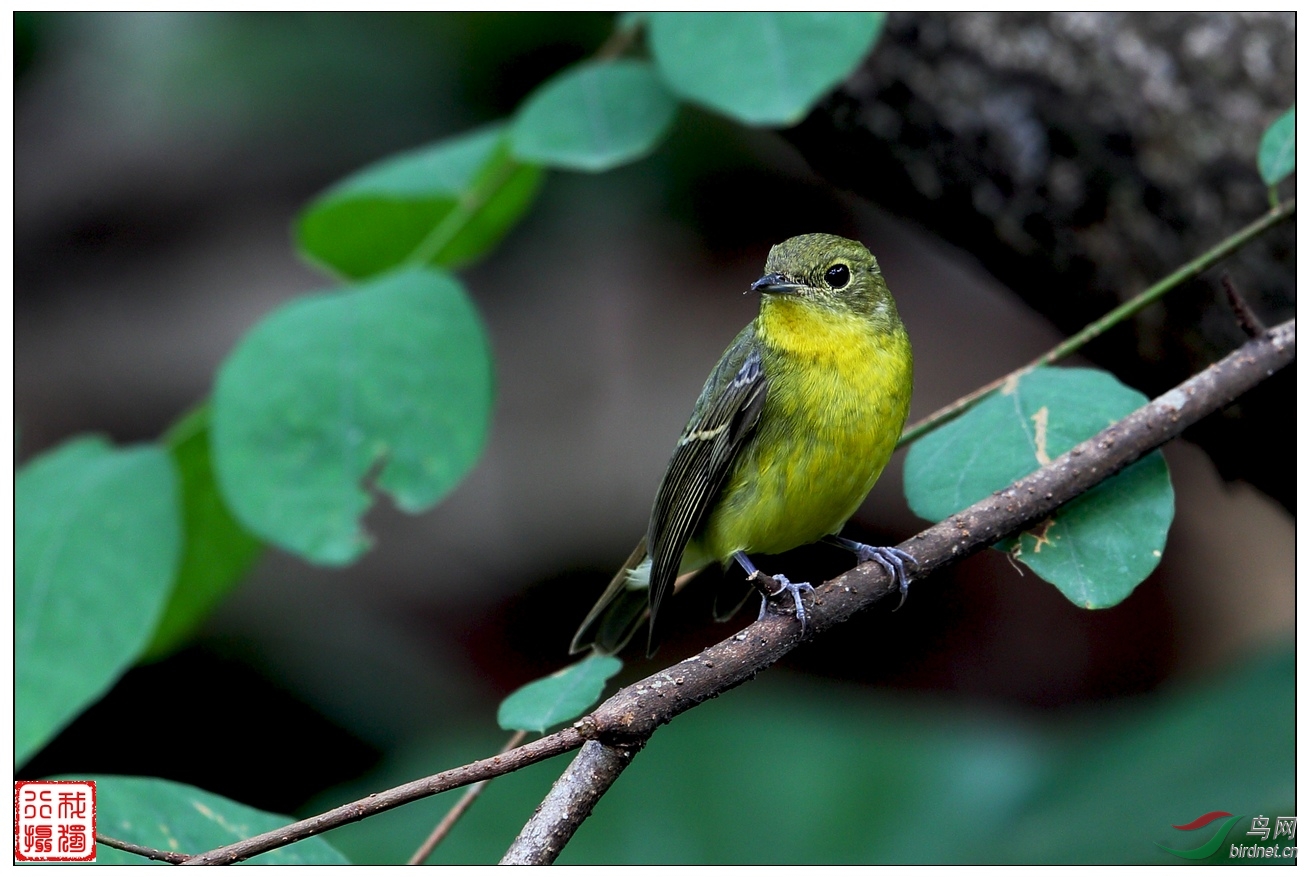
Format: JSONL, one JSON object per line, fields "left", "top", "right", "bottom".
{"left": 297, "top": 124, "right": 543, "bottom": 280}
{"left": 1012, "top": 453, "right": 1172, "bottom": 608}
{"left": 498, "top": 655, "right": 623, "bottom": 733}
{"left": 903, "top": 367, "right": 1174, "bottom": 608}
{"left": 211, "top": 268, "right": 493, "bottom": 565}
{"left": 82, "top": 775, "right": 349, "bottom": 864}
{"left": 16, "top": 438, "right": 182, "bottom": 765}
{"left": 142, "top": 407, "right": 264, "bottom": 662}
{"left": 648, "top": 12, "right": 885, "bottom": 126}
{"left": 510, "top": 60, "right": 678, "bottom": 172}
{"left": 1257, "top": 104, "right": 1295, "bottom": 187}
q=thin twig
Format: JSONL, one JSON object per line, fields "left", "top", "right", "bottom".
{"left": 180, "top": 321, "right": 1294, "bottom": 866}
{"left": 97, "top": 833, "right": 191, "bottom": 864}
{"left": 503, "top": 319, "right": 1296, "bottom": 863}
{"left": 896, "top": 198, "right": 1295, "bottom": 447}
{"left": 1221, "top": 274, "right": 1268, "bottom": 338}
{"left": 179, "top": 730, "right": 586, "bottom": 865}
{"left": 407, "top": 729, "right": 528, "bottom": 865}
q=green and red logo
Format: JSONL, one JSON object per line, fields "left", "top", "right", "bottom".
{"left": 1157, "top": 811, "right": 1243, "bottom": 860}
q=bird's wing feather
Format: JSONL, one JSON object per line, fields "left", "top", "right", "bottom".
{"left": 646, "top": 323, "right": 768, "bottom": 641}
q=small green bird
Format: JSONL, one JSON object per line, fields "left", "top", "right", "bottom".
{"left": 571, "top": 233, "right": 915, "bottom": 656}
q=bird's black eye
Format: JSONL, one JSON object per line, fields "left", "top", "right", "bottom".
{"left": 825, "top": 263, "right": 851, "bottom": 289}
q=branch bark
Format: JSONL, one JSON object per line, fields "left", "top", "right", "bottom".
{"left": 500, "top": 740, "right": 643, "bottom": 865}
{"left": 182, "top": 319, "right": 1293, "bottom": 866}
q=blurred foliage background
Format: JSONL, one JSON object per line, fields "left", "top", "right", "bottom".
{"left": 14, "top": 12, "right": 1294, "bottom": 863}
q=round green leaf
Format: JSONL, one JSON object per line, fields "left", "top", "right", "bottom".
{"left": 510, "top": 59, "right": 678, "bottom": 172}
{"left": 903, "top": 367, "right": 1174, "bottom": 608}
{"left": 498, "top": 655, "right": 623, "bottom": 734}
{"left": 81, "top": 775, "right": 349, "bottom": 864}
{"left": 16, "top": 438, "right": 182, "bottom": 765}
{"left": 297, "top": 124, "right": 543, "bottom": 280}
{"left": 142, "top": 407, "right": 264, "bottom": 661}
{"left": 1010, "top": 451, "right": 1172, "bottom": 608}
{"left": 648, "top": 12, "right": 885, "bottom": 126}
{"left": 211, "top": 268, "right": 493, "bottom": 565}
{"left": 1257, "top": 104, "right": 1295, "bottom": 187}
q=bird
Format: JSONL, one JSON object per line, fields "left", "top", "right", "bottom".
{"left": 570, "top": 233, "right": 915, "bottom": 656}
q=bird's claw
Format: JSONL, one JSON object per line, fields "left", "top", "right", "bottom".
{"left": 851, "top": 545, "right": 916, "bottom": 609}
{"left": 751, "top": 571, "right": 815, "bottom": 632}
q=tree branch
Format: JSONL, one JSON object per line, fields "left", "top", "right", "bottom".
{"left": 97, "top": 833, "right": 191, "bottom": 864}
{"left": 179, "top": 730, "right": 586, "bottom": 865}
{"left": 503, "top": 319, "right": 1295, "bottom": 862}
{"left": 500, "top": 740, "right": 644, "bottom": 865}
{"left": 181, "top": 319, "right": 1293, "bottom": 866}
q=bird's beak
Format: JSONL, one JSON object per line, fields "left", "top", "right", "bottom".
{"left": 749, "top": 273, "right": 805, "bottom": 295}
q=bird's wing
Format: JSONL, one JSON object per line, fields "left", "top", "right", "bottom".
{"left": 646, "top": 323, "right": 768, "bottom": 642}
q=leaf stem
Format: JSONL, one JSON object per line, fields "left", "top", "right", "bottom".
{"left": 897, "top": 198, "right": 1296, "bottom": 448}
{"left": 403, "top": 152, "right": 523, "bottom": 269}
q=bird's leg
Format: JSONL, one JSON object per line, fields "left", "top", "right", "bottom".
{"left": 733, "top": 551, "right": 815, "bottom": 633}
{"left": 827, "top": 536, "right": 916, "bottom": 609}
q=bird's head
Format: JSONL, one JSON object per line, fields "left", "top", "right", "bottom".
{"left": 750, "top": 233, "right": 896, "bottom": 324}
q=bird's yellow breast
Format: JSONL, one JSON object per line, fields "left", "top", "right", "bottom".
{"left": 691, "top": 296, "right": 913, "bottom": 564}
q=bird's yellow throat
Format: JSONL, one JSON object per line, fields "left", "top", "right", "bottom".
{"left": 755, "top": 293, "right": 904, "bottom": 360}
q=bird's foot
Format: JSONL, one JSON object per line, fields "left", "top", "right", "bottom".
{"left": 750, "top": 571, "right": 815, "bottom": 632}
{"left": 831, "top": 538, "right": 916, "bottom": 609}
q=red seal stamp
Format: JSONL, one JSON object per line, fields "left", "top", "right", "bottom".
{"left": 15, "top": 780, "right": 96, "bottom": 862}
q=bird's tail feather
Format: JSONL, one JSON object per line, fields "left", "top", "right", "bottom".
{"left": 570, "top": 539, "right": 707, "bottom": 656}
{"left": 570, "top": 538, "right": 651, "bottom": 656}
